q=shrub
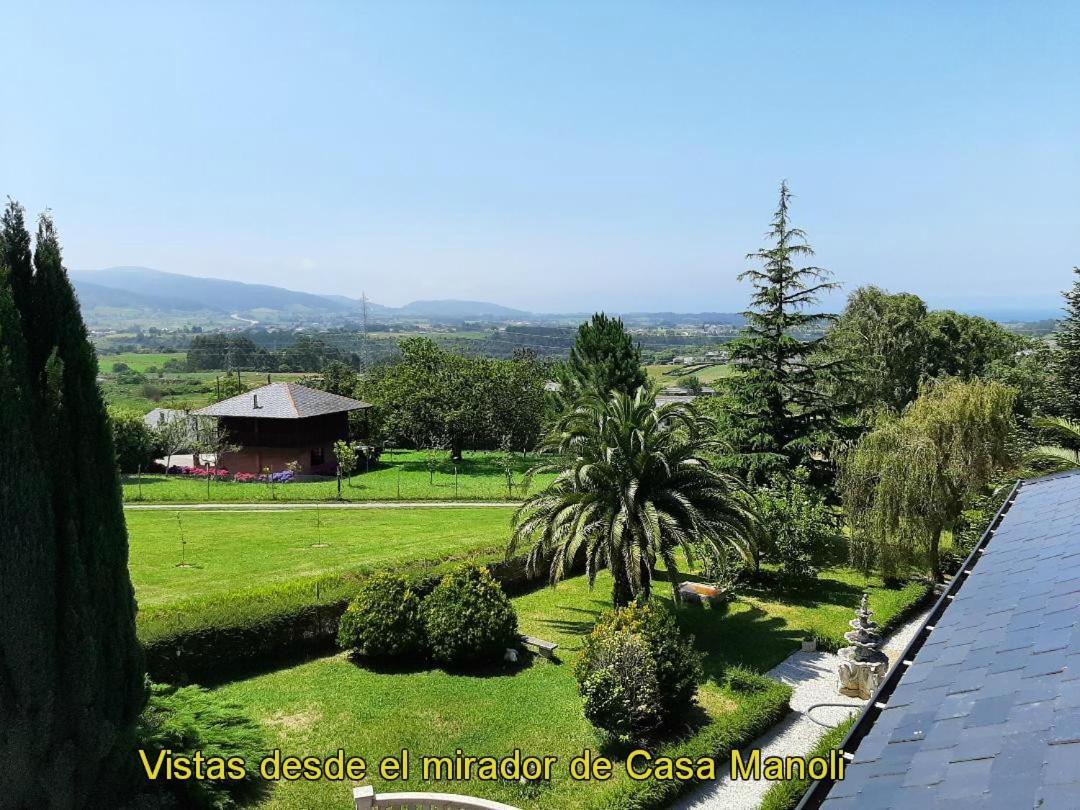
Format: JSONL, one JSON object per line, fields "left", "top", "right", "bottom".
{"left": 337, "top": 573, "right": 427, "bottom": 660}
{"left": 577, "top": 603, "right": 704, "bottom": 735}
{"left": 421, "top": 566, "right": 518, "bottom": 666}
{"left": 109, "top": 407, "right": 156, "bottom": 472}
{"left": 578, "top": 630, "right": 664, "bottom": 742}
{"left": 754, "top": 467, "right": 833, "bottom": 584}
{"left": 133, "top": 681, "right": 267, "bottom": 810}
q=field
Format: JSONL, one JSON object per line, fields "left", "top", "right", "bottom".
{"left": 123, "top": 451, "right": 556, "bottom": 503}
{"left": 214, "top": 567, "right": 925, "bottom": 810}
{"left": 104, "top": 370, "right": 311, "bottom": 414}
{"left": 126, "top": 505, "right": 515, "bottom": 607}
{"left": 99, "top": 351, "right": 187, "bottom": 372}
{"left": 646, "top": 363, "right": 734, "bottom": 385}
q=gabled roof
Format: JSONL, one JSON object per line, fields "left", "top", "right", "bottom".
{"left": 802, "top": 471, "right": 1080, "bottom": 810}
{"left": 194, "top": 382, "right": 370, "bottom": 419}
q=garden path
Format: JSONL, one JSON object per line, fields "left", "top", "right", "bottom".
{"left": 671, "top": 606, "right": 932, "bottom": 810}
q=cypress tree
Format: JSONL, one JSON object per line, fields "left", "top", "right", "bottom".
{"left": 726, "top": 182, "right": 845, "bottom": 480}
{"left": 0, "top": 202, "right": 144, "bottom": 807}
{"left": 1055, "top": 267, "right": 1080, "bottom": 418}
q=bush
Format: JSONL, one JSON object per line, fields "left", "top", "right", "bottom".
{"left": 724, "top": 665, "right": 771, "bottom": 694}
{"left": 578, "top": 630, "right": 664, "bottom": 742}
{"left": 110, "top": 407, "right": 157, "bottom": 472}
{"left": 133, "top": 682, "right": 267, "bottom": 810}
{"left": 577, "top": 603, "right": 704, "bottom": 737}
{"left": 337, "top": 573, "right": 427, "bottom": 660}
{"left": 755, "top": 467, "right": 833, "bottom": 584}
{"left": 421, "top": 566, "right": 519, "bottom": 666}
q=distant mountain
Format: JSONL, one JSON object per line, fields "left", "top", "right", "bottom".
{"left": 72, "top": 267, "right": 354, "bottom": 316}
{"left": 398, "top": 299, "right": 530, "bottom": 319}
{"left": 69, "top": 278, "right": 208, "bottom": 312}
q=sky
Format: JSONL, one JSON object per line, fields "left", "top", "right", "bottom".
{"left": 2, "top": 1, "right": 1078, "bottom": 315}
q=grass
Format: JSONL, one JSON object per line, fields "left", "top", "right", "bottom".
{"left": 127, "top": 506, "right": 515, "bottom": 607}
{"left": 100, "top": 351, "right": 187, "bottom": 372}
{"left": 123, "top": 451, "right": 556, "bottom": 503}
{"left": 645, "top": 363, "right": 734, "bottom": 385}
{"left": 211, "top": 566, "right": 926, "bottom": 810}
{"left": 104, "top": 370, "right": 311, "bottom": 414}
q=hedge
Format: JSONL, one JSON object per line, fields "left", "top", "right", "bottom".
{"left": 759, "top": 714, "right": 857, "bottom": 810}
{"left": 585, "top": 671, "right": 792, "bottom": 810}
{"left": 809, "top": 578, "right": 932, "bottom": 653}
{"left": 140, "top": 546, "right": 554, "bottom": 683}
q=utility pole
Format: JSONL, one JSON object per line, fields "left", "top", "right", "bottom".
{"left": 360, "top": 291, "right": 370, "bottom": 372}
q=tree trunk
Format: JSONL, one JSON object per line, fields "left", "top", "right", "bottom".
{"left": 611, "top": 565, "right": 635, "bottom": 607}
{"left": 450, "top": 434, "right": 463, "bottom": 462}
{"left": 929, "top": 526, "right": 943, "bottom": 583}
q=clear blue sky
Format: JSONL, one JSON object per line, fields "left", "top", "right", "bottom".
{"left": 3, "top": 1, "right": 1078, "bottom": 315}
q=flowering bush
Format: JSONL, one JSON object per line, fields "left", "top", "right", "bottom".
{"left": 267, "top": 470, "right": 295, "bottom": 484}
{"left": 233, "top": 472, "right": 258, "bottom": 483}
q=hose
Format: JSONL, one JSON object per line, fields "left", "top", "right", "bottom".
{"left": 804, "top": 702, "right": 861, "bottom": 727}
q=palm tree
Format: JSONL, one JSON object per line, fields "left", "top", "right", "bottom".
{"left": 509, "top": 387, "right": 757, "bottom": 607}
{"left": 1025, "top": 416, "right": 1080, "bottom": 472}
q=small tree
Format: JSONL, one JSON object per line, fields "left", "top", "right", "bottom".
{"left": 333, "top": 439, "right": 359, "bottom": 492}
{"left": 152, "top": 412, "right": 192, "bottom": 471}
{"left": 841, "top": 378, "right": 1016, "bottom": 581}
{"left": 108, "top": 408, "right": 155, "bottom": 473}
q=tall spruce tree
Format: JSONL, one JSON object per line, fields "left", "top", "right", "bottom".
{"left": 554, "top": 313, "right": 647, "bottom": 405}
{"left": 1056, "top": 267, "right": 1080, "bottom": 418}
{"left": 726, "top": 182, "right": 845, "bottom": 479}
{"left": 0, "top": 202, "right": 144, "bottom": 807}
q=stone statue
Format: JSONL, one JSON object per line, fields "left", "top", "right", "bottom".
{"left": 837, "top": 593, "right": 889, "bottom": 699}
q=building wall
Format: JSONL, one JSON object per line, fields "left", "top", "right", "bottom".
{"left": 218, "top": 441, "right": 336, "bottom": 475}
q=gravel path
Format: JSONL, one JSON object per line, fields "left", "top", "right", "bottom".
{"left": 671, "top": 606, "right": 932, "bottom": 810}
{"left": 124, "top": 501, "right": 518, "bottom": 511}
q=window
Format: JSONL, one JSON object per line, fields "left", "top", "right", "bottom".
{"left": 310, "top": 447, "right": 325, "bottom": 466}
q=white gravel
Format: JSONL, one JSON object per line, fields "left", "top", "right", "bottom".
{"left": 670, "top": 606, "right": 932, "bottom": 810}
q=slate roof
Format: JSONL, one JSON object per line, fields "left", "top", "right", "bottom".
{"left": 804, "top": 472, "right": 1080, "bottom": 810}
{"left": 193, "top": 382, "right": 371, "bottom": 419}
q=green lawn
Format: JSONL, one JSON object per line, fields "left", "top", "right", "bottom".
{"left": 127, "top": 506, "right": 515, "bottom": 607}
{"left": 213, "top": 567, "right": 926, "bottom": 810}
{"left": 123, "top": 451, "right": 556, "bottom": 503}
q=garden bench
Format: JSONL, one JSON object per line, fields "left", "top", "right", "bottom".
{"left": 519, "top": 634, "right": 559, "bottom": 658}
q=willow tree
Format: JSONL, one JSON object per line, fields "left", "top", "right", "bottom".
{"left": 841, "top": 378, "right": 1016, "bottom": 581}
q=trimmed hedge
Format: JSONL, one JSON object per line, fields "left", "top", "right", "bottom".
{"left": 584, "top": 670, "right": 792, "bottom": 810}
{"left": 141, "top": 546, "right": 551, "bottom": 683}
{"left": 337, "top": 573, "right": 427, "bottom": 660}
{"left": 759, "top": 714, "right": 857, "bottom": 810}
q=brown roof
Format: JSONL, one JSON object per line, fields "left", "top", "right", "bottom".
{"left": 194, "top": 382, "right": 371, "bottom": 419}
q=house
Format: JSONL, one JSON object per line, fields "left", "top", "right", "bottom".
{"left": 193, "top": 382, "right": 371, "bottom": 474}
{"left": 798, "top": 471, "right": 1080, "bottom": 809}
{"left": 143, "top": 407, "right": 187, "bottom": 429}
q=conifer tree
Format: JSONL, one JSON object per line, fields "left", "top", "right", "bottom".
{"left": 726, "top": 182, "right": 845, "bottom": 479}
{"left": 0, "top": 202, "right": 144, "bottom": 807}
{"left": 555, "top": 312, "right": 647, "bottom": 405}
{"left": 1055, "top": 267, "right": 1080, "bottom": 418}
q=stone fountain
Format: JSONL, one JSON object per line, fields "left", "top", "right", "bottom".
{"left": 837, "top": 593, "right": 889, "bottom": 699}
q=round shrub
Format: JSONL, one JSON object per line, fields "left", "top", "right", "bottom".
{"left": 578, "top": 630, "right": 663, "bottom": 742}
{"left": 337, "top": 573, "right": 427, "bottom": 660}
{"left": 421, "top": 566, "right": 518, "bottom": 667}
{"left": 578, "top": 602, "right": 704, "bottom": 723}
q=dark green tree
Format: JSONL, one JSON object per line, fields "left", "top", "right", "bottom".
{"left": 1055, "top": 267, "right": 1080, "bottom": 418}
{"left": 0, "top": 202, "right": 144, "bottom": 807}
{"left": 921, "top": 309, "right": 1023, "bottom": 380}
{"left": 726, "top": 182, "right": 845, "bottom": 479}
{"left": 828, "top": 286, "right": 928, "bottom": 413}
{"left": 556, "top": 312, "right": 647, "bottom": 404}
